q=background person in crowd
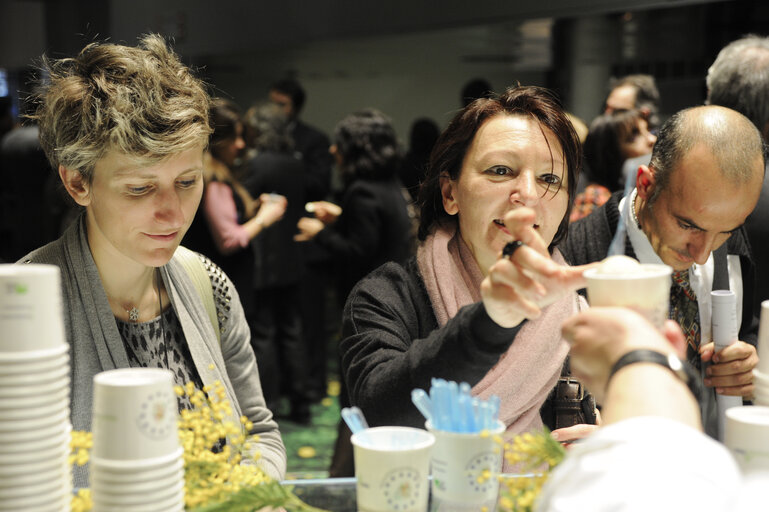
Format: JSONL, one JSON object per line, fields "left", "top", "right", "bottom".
{"left": 294, "top": 108, "right": 415, "bottom": 476}
{"left": 706, "top": 35, "right": 769, "bottom": 322}
{"left": 399, "top": 117, "right": 441, "bottom": 202}
{"left": 604, "top": 73, "right": 661, "bottom": 132}
{"left": 571, "top": 108, "right": 656, "bottom": 222}
{"left": 184, "top": 98, "right": 287, "bottom": 319}
{"left": 0, "top": 67, "right": 76, "bottom": 262}
{"left": 538, "top": 307, "right": 762, "bottom": 511}
{"left": 241, "top": 102, "right": 312, "bottom": 424}
{"left": 339, "top": 87, "right": 599, "bottom": 461}
{"left": 269, "top": 78, "right": 336, "bottom": 405}
{"left": 20, "top": 35, "right": 286, "bottom": 484}
{"left": 562, "top": 105, "right": 764, "bottom": 438}
{"left": 460, "top": 77, "right": 493, "bottom": 107}
{"left": 269, "top": 78, "right": 333, "bottom": 201}
{"left": 295, "top": 108, "right": 415, "bottom": 310}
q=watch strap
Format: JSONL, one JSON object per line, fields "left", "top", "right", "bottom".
{"left": 609, "top": 349, "right": 701, "bottom": 400}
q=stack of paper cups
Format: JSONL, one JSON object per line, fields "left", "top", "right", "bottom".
{"left": 0, "top": 264, "right": 72, "bottom": 512}
{"left": 90, "top": 368, "right": 184, "bottom": 512}
{"left": 724, "top": 406, "right": 769, "bottom": 473}
{"left": 753, "top": 300, "right": 769, "bottom": 406}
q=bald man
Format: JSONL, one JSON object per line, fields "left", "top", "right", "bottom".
{"left": 561, "top": 105, "right": 765, "bottom": 438}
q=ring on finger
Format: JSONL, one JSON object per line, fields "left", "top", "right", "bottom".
{"left": 502, "top": 240, "right": 525, "bottom": 258}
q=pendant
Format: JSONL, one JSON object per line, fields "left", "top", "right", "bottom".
{"left": 128, "top": 307, "right": 140, "bottom": 322}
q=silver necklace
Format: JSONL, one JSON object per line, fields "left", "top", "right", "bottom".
{"left": 124, "top": 270, "right": 159, "bottom": 323}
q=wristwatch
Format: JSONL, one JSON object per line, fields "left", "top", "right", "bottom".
{"left": 608, "top": 349, "right": 702, "bottom": 401}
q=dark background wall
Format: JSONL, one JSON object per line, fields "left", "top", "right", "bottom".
{"left": 2, "top": 0, "right": 768, "bottom": 138}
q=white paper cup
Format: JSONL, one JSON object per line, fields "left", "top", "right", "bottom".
{"left": 725, "top": 406, "right": 769, "bottom": 474}
{"left": 0, "top": 344, "right": 68, "bottom": 363}
{"left": 0, "top": 406, "right": 68, "bottom": 432}
{"left": 0, "top": 457, "right": 68, "bottom": 487}
{"left": 92, "top": 368, "right": 179, "bottom": 461}
{"left": 91, "top": 452, "right": 184, "bottom": 482}
{"left": 0, "top": 264, "right": 66, "bottom": 352}
{"left": 753, "top": 369, "right": 769, "bottom": 386}
{"left": 0, "top": 375, "right": 69, "bottom": 398}
{"left": 0, "top": 435, "right": 69, "bottom": 466}
{"left": 351, "top": 426, "right": 434, "bottom": 512}
{"left": 0, "top": 420, "right": 70, "bottom": 446}
{"left": 0, "top": 363, "right": 68, "bottom": 387}
{"left": 92, "top": 478, "right": 184, "bottom": 505}
{"left": 0, "top": 422, "right": 71, "bottom": 454}
{"left": 0, "top": 480, "right": 70, "bottom": 510}
{"left": 0, "top": 398, "right": 67, "bottom": 422}
{"left": 91, "top": 467, "right": 184, "bottom": 494}
{"left": 0, "top": 386, "right": 69, "bottom": 411}
{"left": 0, "top": 351, "right": 68, "bottom": 375}
{"left": 0, "top": 447, "right": 68, "bottom": 477}
{"left": 91, "top": 446, "right": 184, "bottom": 472}
{"left": 752, "top": 385, "right": 769, "bottom": 406}
{"left": 584, "top": 263, "right": 672, "bottom": 328}
{"left": 92, "top": 486, "right": 184, "bottom": 512}
{"left": 426, "top": 420, "right": 504, "bottom": 509}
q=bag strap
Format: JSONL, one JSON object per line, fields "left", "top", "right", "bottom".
{"left": 174, "top": 246, "right": 221, "bottom": 344}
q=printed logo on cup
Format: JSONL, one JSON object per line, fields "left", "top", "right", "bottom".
{"left": 3, "top": 282, "right": 28, "bottom": 295}
{"left": 381, "top": 467, "right": 423, "bottom": 511}
{"left": 135, "top": 390, "right": 177, "bottom": 439}
{"left": 466, "top": 452, "right": 500, "bottom": 493}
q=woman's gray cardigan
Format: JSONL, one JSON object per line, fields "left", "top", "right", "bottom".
{"left": 20, "top": 216, "right": 286, "bottom": 484}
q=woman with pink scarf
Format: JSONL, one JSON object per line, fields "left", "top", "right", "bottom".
{"left": 340, "top": 86, "right": 599, "bottom": 444}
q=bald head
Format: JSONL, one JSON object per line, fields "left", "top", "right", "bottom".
{"left": 648, "top": 105, "right": 766, "bottom": 203}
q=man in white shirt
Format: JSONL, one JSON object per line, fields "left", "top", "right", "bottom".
{"left": 537, "top": 308, "right": 764, "bottom": 512}
{"left": 561, "top": 105, "right": 764, "bottom": 437}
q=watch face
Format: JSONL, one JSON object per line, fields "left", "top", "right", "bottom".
{"left": 381, "top": 467, "right": 423, "bottom": 510}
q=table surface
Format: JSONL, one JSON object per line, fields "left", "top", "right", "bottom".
{"left": 282, "top": 474, "right": 535, "bottom": 511}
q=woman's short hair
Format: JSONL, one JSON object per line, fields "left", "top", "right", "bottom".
{"left": 334, "top": 108, "right": 401, "bottom": 183}
{"left": 33, "top": 34, "right": 211, "bottom": 184}
{"left": 584, "top": 109, "right": 645, "bottom": 192}
{"left": 417, "top": 85, "right": 581, "bottom": 248}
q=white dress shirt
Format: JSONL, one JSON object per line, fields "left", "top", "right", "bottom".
{"left": 537, "top": 416, "right": 753, "bottom": 512}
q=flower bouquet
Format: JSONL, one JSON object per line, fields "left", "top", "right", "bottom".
{"left": 70, "top": 380, "right": 327, "bottom": 512}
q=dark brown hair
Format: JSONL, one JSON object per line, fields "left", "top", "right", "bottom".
{"left": 416, "top": 85, "right": 581, "bottom": 249}
{"left": 584, "top": 109, "right": 646, "bottom": 192}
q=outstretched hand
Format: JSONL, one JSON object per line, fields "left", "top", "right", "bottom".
{"left": 480, "top": 208, "right": 598, "bottom": 328}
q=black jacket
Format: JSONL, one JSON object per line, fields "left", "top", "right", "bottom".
{"left": 243, "top": 151, "right": 307, "bottom": 289}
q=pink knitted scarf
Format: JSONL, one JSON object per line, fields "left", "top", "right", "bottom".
{"left": 417, "top": 223, "right": 580, "bottom": 436}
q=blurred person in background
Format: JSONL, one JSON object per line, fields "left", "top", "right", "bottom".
{"left": 604, "top": 74, "right": 661, "bottom": 132}
{"left": 295, "top": 108, "right": 415, "bottom": 476}
{"left": 270, "top": 78, "right": 336, "bottom": 404}
{"left": 241, "top": 102, "right": 312, "bottom": 423}
{"left": 571, "top": 109, "right": 656, "bottom": 222}
{"left": 399, "top": 117, "right": 440, "bottom": 202}
{"left": 706, "top": 35, "right": 769, "bottom": 321}
{"left": 184, "top": 98, "right": 286, "bottom": 320}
